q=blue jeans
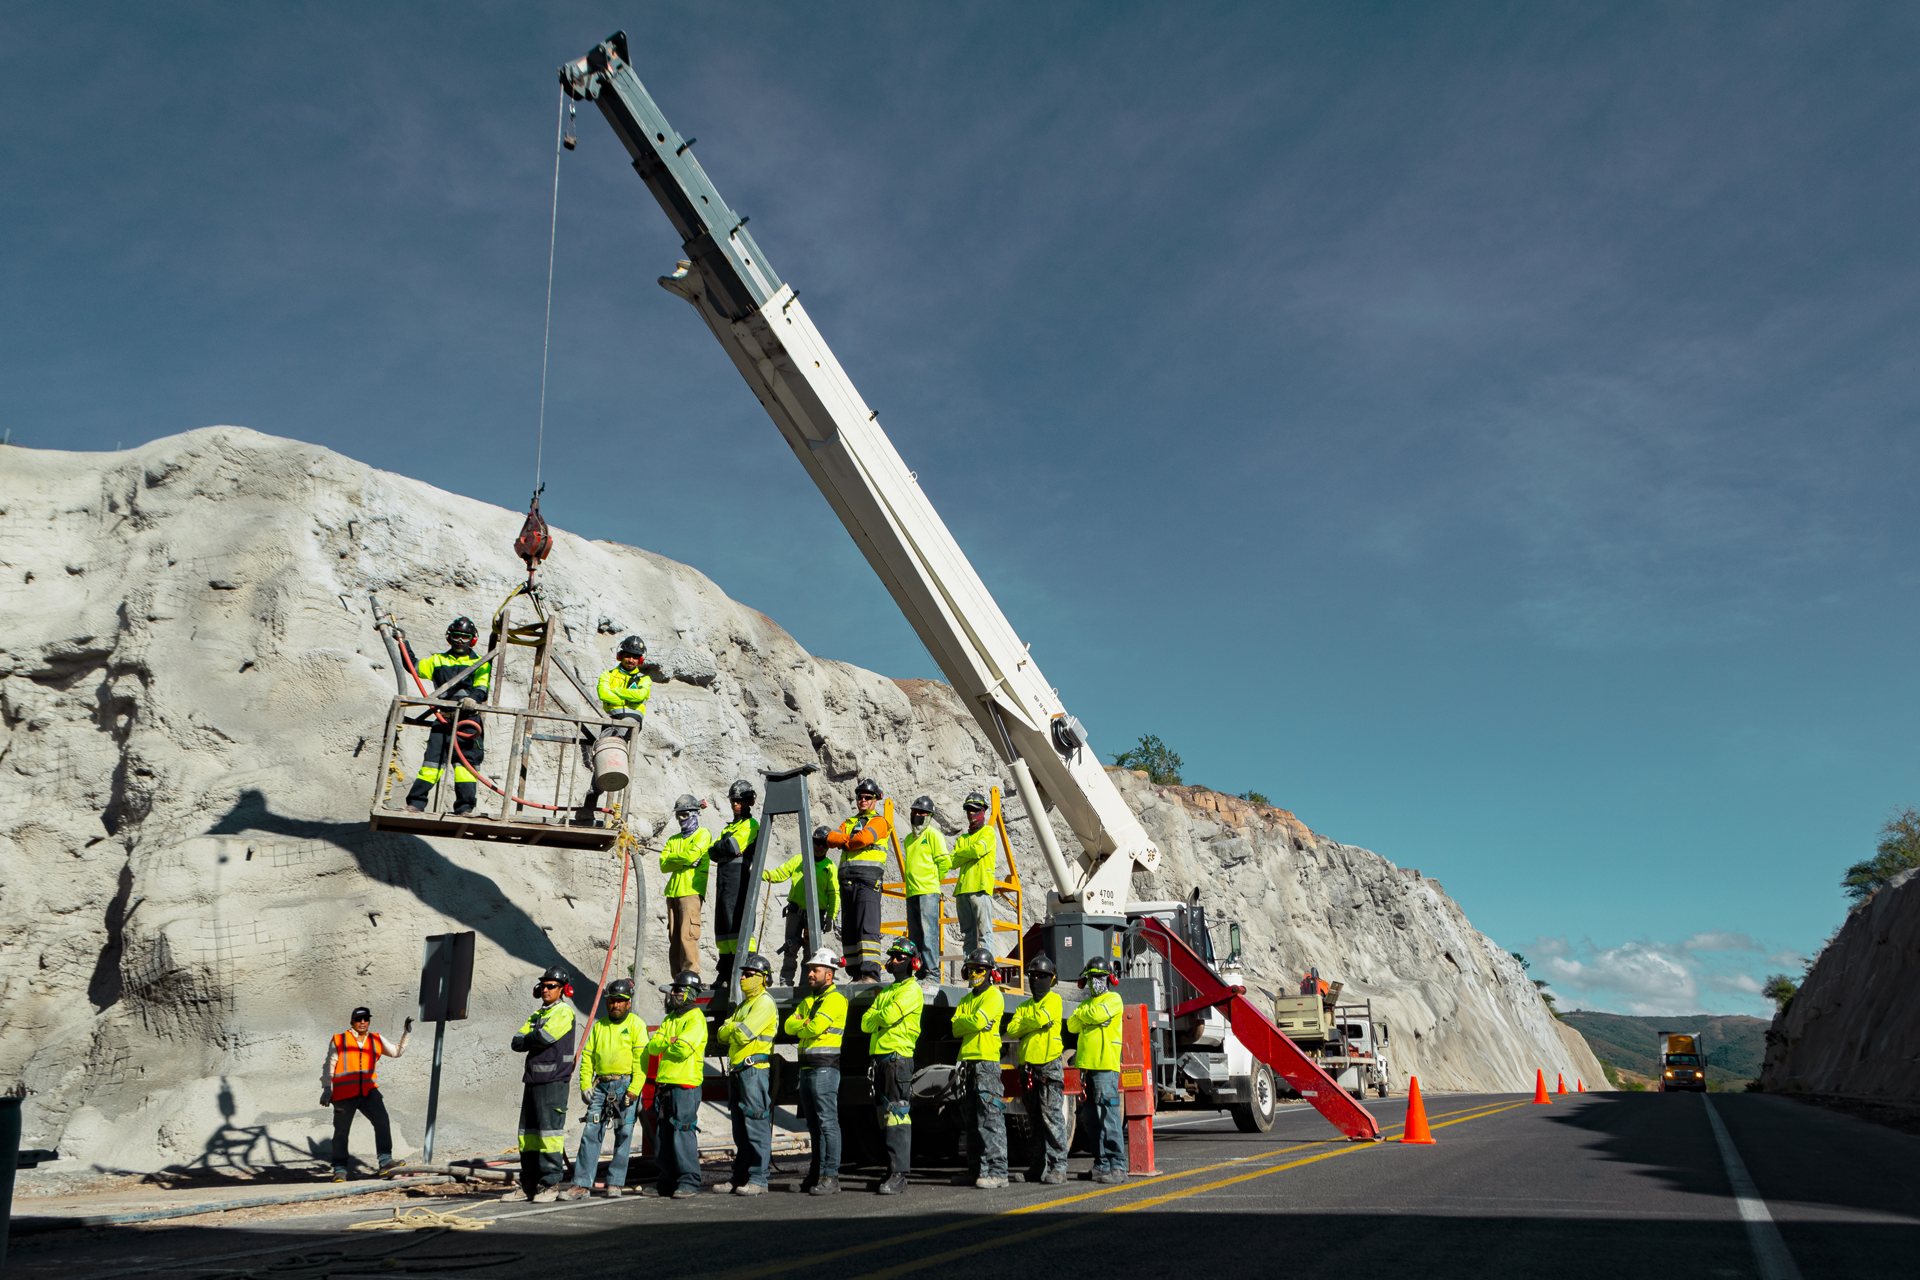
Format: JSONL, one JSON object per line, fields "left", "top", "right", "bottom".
{"left": 572, "top": 1076, "right": 636, "bottom": 1189}
{"left": 1079, "top": 1069, "right": 1126, "bottom": 1172}
{"left": 1022, "top": 1058, "right": 1068, "bottom": 1178}
{"left": 728, "top": 1068, "right": 772, "bottom": 1188}
{"left": 799, "top": 1064, "right": 841, "bottom": 1182}
{"left": 907, "top": 894, "right": 941, "bottom": 975}
{"left": 961, "top": 1059, "right": 1007, "bottom": 1179}
{"left": 957, "top": 892, "right": 991, "bottom": 956}
{"left": 654, "top": 1083, "right": 703, "bottom": 1194}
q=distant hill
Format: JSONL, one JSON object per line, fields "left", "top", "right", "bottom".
{"left": 1559, "top": 1011, "right": 1768, "bottom": 1087}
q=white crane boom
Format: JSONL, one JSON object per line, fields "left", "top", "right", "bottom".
{"left": 562, "top": 32, "right": 1157, "bottom": 912}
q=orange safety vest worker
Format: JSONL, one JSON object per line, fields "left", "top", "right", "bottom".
{"left": 327, "top": 1030, "right": 394, "bottom": 1101}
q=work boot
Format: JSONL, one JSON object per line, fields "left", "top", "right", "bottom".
{"left": 798, "top": 1176, "right": 817, "bottom": 1194}
{"left": 733, "top": 1183, "right": 766, "bottom": 1196}
{"left": 1040, "top": 1170, "right": 1067, "bottom": 1186}
{"left": 531, "top": 1185, "right": 561, "bottom": 1203}
{"left": 975, "top": 1176, "right": 1008, "bottom": 1190}
{"left": 876, "top": 1173, "right": 908, "bottom": 1195}
{"left": 1092, "top": 1169, "right": 1125, "bottom": 1185}
{"left": 603, "top": 1186, "right": 624, "bottom": 1198}
{"left": 710, "top": 1182, "right": 737, "bottom": 1195}
{"left": 498, "top": 1187, "right": 530, "bottom": 1202}
{"left": 558, "top": 1185, "right": 591, "bottom": 1201}
{"left": 331, "top": 1166, "right": 348, "bottom": 1182}
{"left": 809, "top": 1178, "right": 840, "bottom": 1197}
{"left": 377, "top": 1156, "right": 399, "bottom": 1175}
{"left": 671, "top": 1187, "right": 702, "bottom": 1199}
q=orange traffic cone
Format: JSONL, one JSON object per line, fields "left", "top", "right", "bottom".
{"left": 1401, "top": 1075, "right": 1435, "bottom": 1144}
{"left": 1556, "top": 1073, "right": 1567, "bottom": 1095}
{"left": 1577, "top": 1079, "right": 1586, "bottom": 1092}
{"left": 1533, "top": 1069, "right": 1552, "bottom": 1104}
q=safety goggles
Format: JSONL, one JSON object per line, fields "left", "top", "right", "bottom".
{"left": 538, "top": 981, "right": 563, "bottom": 991}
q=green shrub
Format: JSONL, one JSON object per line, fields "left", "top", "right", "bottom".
{"left": 1111, "top": 734, "right": 1184, "bottom": 785}
{"left": 1761, "top": 973, "right": 1798, "bottom": 1014}
{"left": 1842, "top": 805, "right": 1920, "bottom": 902}
{"left": 1240, "top": 790, "right": 1271, "bottom": 805}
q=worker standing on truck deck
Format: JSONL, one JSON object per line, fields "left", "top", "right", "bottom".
{"left": 405, "top": 616, "right": 491, "bottom": 814}
{"left": 788, "top": 947, "right": 847, "bottom": 1196}
{"left": 949, "top": 792, "right": 998, "bottom": 957}
{"left": 646, "top": 970, "right": 710, "bottom": 1198}
{"left": 900, "top": 796, "right": 950, "bottom": 980}
{"left": 1006, "top": 954, "right": 1066, "bottom": 1185}
{"left": 765, "top": 826, "right": 840, "bottom": 984}
{"left": 580, "top": 635, "right": 651, "bottom": 815}
{"left": 863, "top": 939, "right": 924, "bottom": 1194}
{"left": 827, "top": 779, "right": 892, "bottom": 980}
{"left": 950, "top": 949, "right": 1008, "bottom": 1189}
{"left": 560, "top": 978, "right": 646, "bottom": 1200}
{"left": 713, "top": 953, "right": 777, "bottom": 1196}
{"left": 661, "top": 794, "right": 713, "bottom": 979}
{"left": 711, "top": 780, "right": 761, "bottom": 990}
{"left": 505, "top": 966, "right": 577, "bottom": 1203}
{"left": 1067, "top": 956, "right": 1126, "bottom": 1183}
{"left": 320, "top": 1007, "right": 411, "bottom": 1181}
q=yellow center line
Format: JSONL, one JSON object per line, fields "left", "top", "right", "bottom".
{"left": 707, "top": 1099, "right": 1520, "bottom": 1280}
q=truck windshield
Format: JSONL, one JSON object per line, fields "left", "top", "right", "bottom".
{"left": 1667, "top": 1054, "right": 1700, "bottom": 1065}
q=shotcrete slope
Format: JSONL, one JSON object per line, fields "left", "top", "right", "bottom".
{"left": 0, "top": 428, "right": 1602, "bottom": 1172}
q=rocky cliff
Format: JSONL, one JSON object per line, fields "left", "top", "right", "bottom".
{"left": 1761, "top": 869, "right": 1920, "bottom": 1098}
{"left": 0, "top": 428, "right": 1603, "bottom": 1173}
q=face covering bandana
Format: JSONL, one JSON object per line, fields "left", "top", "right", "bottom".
{"left": 678, "top": 812, "right": 699, "bottom": 836}
{"left": 741, "top": 974, "right": 767, "bottom": 997}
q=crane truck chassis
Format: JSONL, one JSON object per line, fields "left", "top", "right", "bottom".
{"left": 558, "top": 30, "right": 1383, "bottom": 1149}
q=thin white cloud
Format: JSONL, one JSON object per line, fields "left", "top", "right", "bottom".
{"left": 1532, "top": 930, "right": 1786, "bottom": 1016}
{"left": 1765, "top": 950, "right": 1805, "bottom": 969}
{"left": 1683, "top": 931, "right": 1759, "bottom": 952}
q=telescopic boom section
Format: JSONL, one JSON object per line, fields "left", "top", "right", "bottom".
{"left": 561, "top": 31, "right": 1158, "bottom": 911}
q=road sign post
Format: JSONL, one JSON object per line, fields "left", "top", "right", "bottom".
{"left": 417, "top": 931, "right": 475, "bottom": 1163}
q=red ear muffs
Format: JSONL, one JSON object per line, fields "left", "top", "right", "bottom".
{"left": 564, "top": 983, "right": 575, "bottom": 998}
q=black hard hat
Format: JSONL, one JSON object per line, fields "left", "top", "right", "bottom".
{"left": 739, "top": 953, "right": 772, "bottom": 978}
{"left": 447, "top": 616, "right": 478, "bottom": 639}
{"left": 963, "top": 790, "right": 989, "bottom": 811}
{"left": 812, "top": 825, "right": 832, "bottom": 844}
{"left": 910, "top": 794, "right": 935, "bottom": 814}
{"left": 660, "top": 970, "right": 702, "bottom": 994}
{"left": 351, "top": 1006, "right": 372, "bottom": 1022}
{"left": 1025, "top": 954, "right": 1057, "bottom": 977}
{"left": 607, "top": 979, "right": 635, "bottom": 1000}
{"left": 540, "top": 965, "right": 570, "bottom": 985}
{"left": 886, "top": 937, "right": 919, "bottom": 959}
{"left": 963, "top": 948, "right": 995, "bottom": 971}
{"left": 617, "top": 634, "right": 647, "bottom": 658}
{"left": 855, "top": 778, "right": 882, "bottom": 798}
{"left": 728, "top": 779, "right": 756, "bottom": 804}
{"left": 1079, "top": 956, "right": 1114, "bottom": 982}
{"left": 672, "top": 793, "right": 702, "bottom": 814}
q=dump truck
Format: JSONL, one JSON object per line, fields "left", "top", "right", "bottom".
{"left": 1658, "top": 1032, "right": 1708, "bottom": 1092}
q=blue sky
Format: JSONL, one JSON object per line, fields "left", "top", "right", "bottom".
{"left": 6, "top": 3, "right": 1917, "bottom": 1016}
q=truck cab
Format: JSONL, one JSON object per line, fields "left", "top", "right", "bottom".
{"left": 1659, "top": 1033, "right": 1708, "bottom": 1092}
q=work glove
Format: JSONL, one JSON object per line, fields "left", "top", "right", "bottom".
{"left": 458, "top": 697, "right": 477, "bottom": 710}
{"left": 402, "top": 1017, "right": 413, "bottom": 1034}
{"left": 582, "top": 1090, "right": 594, "bottom": 1108}
{"left": 320, "top": 1090, "right": 333, "bottom": 1108}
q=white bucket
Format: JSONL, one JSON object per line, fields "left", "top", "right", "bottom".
{"left": 590, "top": 736, "right": 630, "bottom": 792}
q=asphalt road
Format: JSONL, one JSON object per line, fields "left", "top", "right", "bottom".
{"left": 19, "top": 1091, "right": 1919, "bottom": 1280}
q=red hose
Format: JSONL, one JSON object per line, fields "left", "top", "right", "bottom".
{"left": 581, "top": 843, "right": 634, "bottom": 1032}
{"left": 451, "top": 726, "right": 612, "bottom": 813}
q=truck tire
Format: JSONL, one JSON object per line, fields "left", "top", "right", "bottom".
{"left": 1230, "top": 1063, "right": 1277, "bottom": 1133}
{"left": 1374, "top": 1079, "right": 1390, "bottom": 1098}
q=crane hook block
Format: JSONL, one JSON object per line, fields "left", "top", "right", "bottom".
{"left": 514, "top": 492, "right": 554, "bottom": 574}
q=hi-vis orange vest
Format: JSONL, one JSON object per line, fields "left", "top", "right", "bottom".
{"left": 331, "top": 1031, "right": 389, "bottom": 1100}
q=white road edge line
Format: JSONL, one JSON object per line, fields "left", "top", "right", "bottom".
{"left": 1702, "top": 1095, "right": 1805, "bottom": 1280}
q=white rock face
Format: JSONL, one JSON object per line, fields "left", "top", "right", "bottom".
{"left": 0, "top": 428, "right": 1603, "bottom": 1172}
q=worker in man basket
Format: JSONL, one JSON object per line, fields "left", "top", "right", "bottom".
{"left": 1006, "top": 953, "right": 1067, "bottom": 1184}
{"left": 901, "top": 795, "right": 950, "bottom": 980}
{"left": 560, "top": 978, "right": 646, "bottom": 1199}
{"left": 828, "top": 778, "right": 893, "bottom": 980}
{"left": 646, "top": 970, "right": 710, "bottom": 1198}
{"left": 787, "top": 947, "right": 848, "bottom": 1195}
{"left": 950, "top": 948, "right": 1009, "bottom": 1188}
{"left": 713, "top": 953, "right": 778, "bottom": 1195}
{"left": 504, "top": 966, "right": 576, "bottom": 1202}
{"left": 711, "top": 780, "right": 761, "bottom": 990}
{"left": 580, "top": 635, "right": 650, "bottom": 816}
{"left": 320, "top": 1006, "right": 412, "bottom": 1181}
{"left": 405, "top": 616, "right": 491, "bottom": 814}
{"left": 863, "top": 938, "right": 924, "bottom": 1194}
{"left": 765, "top": 826, "right": 840, "bottom": 985}
{"left": 661, "top": 794, "right": 713, "bottom": 979}
{"left": 949, "top": 792, "right": 998, "bottom": 956}
{"left": 1067, "top": 955, "right": 1127, "bottom": 1183}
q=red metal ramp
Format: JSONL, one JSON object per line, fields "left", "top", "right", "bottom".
{"left": 1139, "top": 917, "right": 1382, "bottom": 1141}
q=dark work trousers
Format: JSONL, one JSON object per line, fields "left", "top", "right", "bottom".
{"left": 517, "top": 1079, "right": 570, "bottom": 1192}
{"left": 778, "top": 906, "right": 807, "bottom": 985}
{"left": 1021, "top": 1058, "right": 1068, "bottom": 1180}
{"left": 654, "top": 1083, "right": 704, "bottom": 1195}
{"left": 1078, "top": 1068, "right": 1126, "bottom": 1172}
{"left": 799, "top": 1064, "right": 842, "bottom": 1183}
{"left": 841, "top": 865, "right": 884, "bottom": 979}
{"left": 961, "top": 1059, "right": 1008, "bottom": 1180}
{"left": 712, "top": 857, "right": 750, "bottom": 986}
{"left": 727, "top": 1068, "right": 772, "bottom": 1188}
{"left": 331, "top": 1089, "right": 393, "bottom": 1169}
{"left": 407, "top": 714, "right": 485, "bottom": 812}
{"left": 873, "top": 1052, "right": 914, "bottom": 1177}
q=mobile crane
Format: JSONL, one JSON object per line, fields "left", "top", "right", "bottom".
{"left": 559, "top": 31, "right": 1381, "bottom": 1146}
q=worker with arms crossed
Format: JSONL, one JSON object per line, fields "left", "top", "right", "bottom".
{"left": 1006, "top": 953, "right": 1067, "bottom": 1185}
{"left": 506, "top": 966, "right": 577, "bottom": 1202}
{"left": 764, "top": 826, "right": 840, "bottom": 984}
{"left": 646, "top": 970, "right": 711, "bottom": 1198}
{"left": 787, "top": 947, "right": 848, "bottom": 1196}
{"left": 1067, "top": 956, "right": 1127, "bottom": 1183}
{"left": 827, "top": 778, "right": 892, "bottom": 981}
{"left": 320, "top": 1006, "right": 411, "bottom": 1181}
{"left": 713, "top": 953, "right": 778, "bottom": 1195}
{"left": 863, "top": 938, "right": 924, "bottom": 1194}
{"left": 710, "top": 780, "right": 761, "bottom": 990}
{"left": 581, "top": 634, "right": 650, "bottom": 814}
{"left": 901, "top": 795, "right": 951, "bottom": 981}
{"left": 405, "top": 616, "right": 491, "bottom": 814}
{"left": 560, "top": 977, "right": 646, "bottom": 1199}
{"left": 948, "top": 792, "right": 998, "bottom": 957}
{"left": 951, "top": 948, "right": 1009, "bottom": 1188}
{"left": 661, "top": 794, "right": 713, "bottom": 979}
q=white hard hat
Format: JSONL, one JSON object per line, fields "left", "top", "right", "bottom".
{"left": 804, "top": 948, "right": 842, "bottom": 970}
